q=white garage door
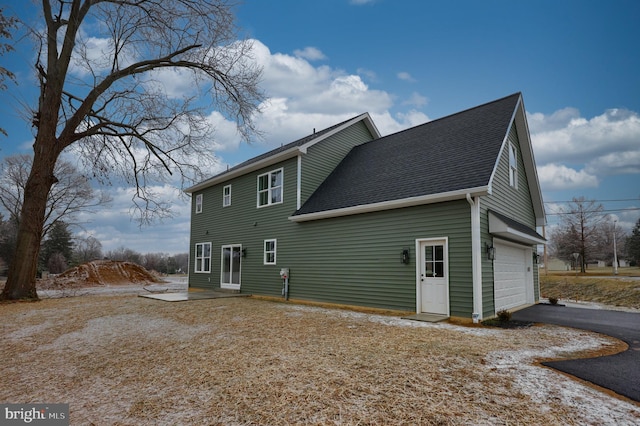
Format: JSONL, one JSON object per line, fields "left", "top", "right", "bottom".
{"left": 493, "top": 241, "right": 533, "bottom": 312}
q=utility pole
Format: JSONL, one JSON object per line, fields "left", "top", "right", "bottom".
{"left": 613, "top": 220, "right": 619, "bottom": 275}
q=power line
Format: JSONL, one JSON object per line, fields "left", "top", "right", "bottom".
{"left": 545, "top": 207, "right": 640, "bottom": 216}
{"left": 544, "top": 198, "right": 639, "bottom": 204}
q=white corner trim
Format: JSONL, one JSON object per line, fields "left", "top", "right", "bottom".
{"left": 466, "top": 194, "right": 483, "bottom": 320}
{"left": 296, "top": 155, "right": 302, "bottom": 210}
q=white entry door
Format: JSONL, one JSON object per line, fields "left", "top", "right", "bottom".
{"left": 419, "top": 239, "right": 449, "bottom": 315}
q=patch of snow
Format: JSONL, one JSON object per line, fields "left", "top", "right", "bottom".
{"left": 540, "top": 297, "right": 640, "bottom": 313}
{"left": 43, "top": 313, "right": 209, "bottom": 354}
{"left": 277, "top": 302, "right": 640, "bottom": 423}
{"left": 487, "top": 331, "right": 640, "bottom": 424}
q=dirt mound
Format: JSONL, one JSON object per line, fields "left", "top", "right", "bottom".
{"left": 40, "top": 260, "right": 164, "bottom": 289}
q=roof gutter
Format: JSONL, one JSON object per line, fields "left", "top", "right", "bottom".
{"left": 289, "top": 186, "right": 489, "bottom": 223}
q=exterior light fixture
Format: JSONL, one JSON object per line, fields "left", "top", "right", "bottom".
{"left": 485, "top": 243, "right": 496, "bottom": 261}
{"left": 401, "top": 248, "right": 410, "bottom": 264}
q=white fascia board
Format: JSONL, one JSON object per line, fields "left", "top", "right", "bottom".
{"left": 184, "top": 147, "right": 301, "bottom": 193}
{"left": 514, "top": 101, "right": 546, "bottom": 227}
{"left": 289, "top": 186, "right": 489, "bottom": 222}
{"left": 486, "top": 95, "right": 546, "bottom": 227}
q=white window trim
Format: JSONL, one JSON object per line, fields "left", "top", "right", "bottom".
{"left": 264, "top": 239, "right": 277, "bottom": 265}
{"left": 257, "top": 168, "right": 284, "bottom": 207}
{"left": 195, "top": 193, "right": 203, "bottom": 214}
{"left": 223, "top": 184, "right": 232, "bottom": 207}
{"left": 509, "top": 142, "right": 518, "bottom": 189}
{"left": 194, "top": 242, "right": 211, "bottom": 273}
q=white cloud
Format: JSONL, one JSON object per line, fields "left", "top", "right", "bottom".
{"left": 403, "top": 92, "right": 428, "bottom": 108}
{"left": 204, "top": 110, "right": 244, "bottom": 152}
{"left": 75, "top": 185, "right": 191, "bottom": 254}
{"left": 527, "top": 107, "right": 581, "bottom": 133}
{"left": 537, "top": 163, "right": 599, "bottom": 191}
{"left": 530, "top": 108, "right": 640, "bottom": 166}
{"left": 586, "top": 150, "right": 640, "bottom": 176}
{"left": 293, "top": 46, "right": 327, "bottom": 61}
{"left": 397, "top": 71, "right": 416, "bottom": 82}
{"left": 530, "top": 107, "right": 640, "bottom": 193}
{"left": 144, "top": 67, "right": 199, "bottom": 99}
{"left": 244, "top": 40, "right": 404, "bottom": 144}
{"left": 357, "top": 68, "right": 378, "bottom": 82}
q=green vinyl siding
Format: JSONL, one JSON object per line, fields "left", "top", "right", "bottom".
{"left": 481, "top": 124, "right": 540, "bottom": 316}
{"left": 278, "top": 201, "right": 472, "bottom": 313}
{"left": 486, "top": 126, "right": 535, "bottom": 225}
{"left": 300, "top": 121, "right": 375, "bottom": 205}
{"left": 276, "top": 202, "right": 468, "bottom": 313}
{"left": 190, "top": 176, "right": 473, "bottom": 312}
{"left": 189, "top": 157, "right": 299, "bottom": 290}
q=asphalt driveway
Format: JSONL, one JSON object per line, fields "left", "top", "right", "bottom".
{"left": 511, "top": 304, "right": 640, "bottom": 402}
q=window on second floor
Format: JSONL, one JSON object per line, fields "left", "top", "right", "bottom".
{"left": 195, "top": 194, "right": 203, "bottom": 213}
{"left": 257, "top": 168, "right": 283, "bottom": 207}
{"left": 223, "top": 185, "right": 231, "bottom": 207}
{"left": 508, "top": 143, "right": 518, "bottom": 189}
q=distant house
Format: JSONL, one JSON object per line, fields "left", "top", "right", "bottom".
{"left": 588, "top": 260, "right": 606, "bottom": 268}
{"left": 546, "top": 257, "right": 571, "bottom": 271}
{"left": 185, "top": 93, "right": 546, "bottom": 320}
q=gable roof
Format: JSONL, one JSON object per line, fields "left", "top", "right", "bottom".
{"left": 184, "top": 113, "right": 380, "bottom": 193}
{"left": 291, "top": 93, "right": 545, "bottom": 225}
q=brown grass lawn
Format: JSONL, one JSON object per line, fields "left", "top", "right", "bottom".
{"left": 2, "top": 295, "right": 639, "bottom": 425}
{"left": 540, "top": 273, "right": 640, "bottom": 309}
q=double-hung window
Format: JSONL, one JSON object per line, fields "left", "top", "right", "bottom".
{"left": 195, "top": 194, "right": 203, "bottom": 214}
{"left": 257, "top": 168, "right": 283, "bottom": 207}
{"left": 223, "top": 185, "right": 231, "bottom": 207}
{"left": 264, "top": 239, "right": 277, "bottom": 265}
{"left": 508, "top": 143, "right": 518, "bottom": 189}
{"left": 195, "top": 242, "right": 211, "bottom": 273}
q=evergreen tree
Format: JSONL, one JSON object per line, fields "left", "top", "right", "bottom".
{"left": 626, "top": 218, "right": 640, "bottom": 266}
{"left": 41, "top": 222, "right": 73, "bottom": 273}
{"left": 0, "top": 213, "right": 18, "bottom": 274}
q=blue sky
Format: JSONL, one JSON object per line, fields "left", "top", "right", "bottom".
{"left": 1, "top": 0, "right": 639, "bottom": 254}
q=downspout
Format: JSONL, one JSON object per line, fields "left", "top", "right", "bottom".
{"left": 296, "top": 155, "right": 302, "bottom": 210}
{"left": 466, "top": 193, "right": 483, "bottom": 322}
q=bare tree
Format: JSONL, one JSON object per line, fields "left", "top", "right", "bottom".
{"left": 552, "top": 197, "right": 607, "bottom": 273}
{"left": 105, "top": 246, "right": 142, "bottom": 265}
{"left": 0, "top": 154, "right": 112, "bottom": 239}
{"left": 73, "top": 236, "right": 103, "bottom": 264}
{"left": 593, "top": 219, "right": 627, "bottom": 267}
{"left": 2, "top": 0, "right": 263, "bottom": 300}
{"left": 0, "top": 7, "right": 18, "bottom": 136}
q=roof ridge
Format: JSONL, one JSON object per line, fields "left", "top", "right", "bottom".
{"left": 369, "top": 92, "right": 522, "bottom": 143}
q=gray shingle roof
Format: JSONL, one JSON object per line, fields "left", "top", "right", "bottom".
{"left": 293, "top": 93, "right": 521, "bottom": 216}
{"left": 202, "top": 114, "right": 367, "bottom": 183}
{"left": 488, "top": 210, "right": 546, "bottom": 242}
